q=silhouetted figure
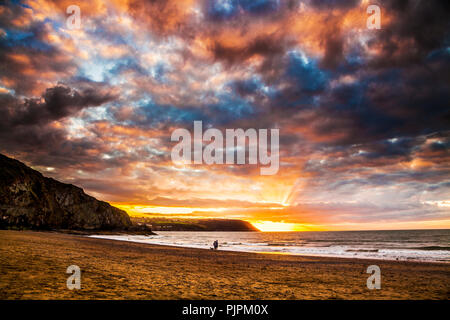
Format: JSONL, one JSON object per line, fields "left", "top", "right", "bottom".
{"left": 213, "top": 240, "right": 219, "bottom": 250}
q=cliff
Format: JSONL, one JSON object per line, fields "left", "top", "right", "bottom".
{"left": 0, "top": 154, "right": 132, "bottom": 231}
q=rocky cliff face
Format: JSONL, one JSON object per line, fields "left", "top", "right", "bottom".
{"left": 0, "top": 154, "right": 132, "bottom": 230}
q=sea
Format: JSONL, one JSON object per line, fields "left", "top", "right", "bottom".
{"left": 90, "top": 229, "right": 450, "bottom": 263}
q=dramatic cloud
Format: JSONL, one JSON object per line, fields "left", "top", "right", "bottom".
{"left": 0, "top": 0, "right": 449, "bottom": 230}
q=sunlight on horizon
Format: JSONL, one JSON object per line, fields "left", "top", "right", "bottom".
{"left": 111, "top": 203, "right": 450, "bottom": 231}
{"left": 250, "top": 221, "right": 312, "bottom": 232}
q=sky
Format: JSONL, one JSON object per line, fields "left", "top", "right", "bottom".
{"left": 0, "top": 0, "right": 449, "bottom": 231}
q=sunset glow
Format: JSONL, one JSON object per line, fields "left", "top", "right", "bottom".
{"left": 0, "top": 0, "right": 448, "bottom": 231}
{"left": 250, "top": 221, "right": 312, "bottom": 232}
{"left": 112, "top": 204, "right": 228, "bottom": 216}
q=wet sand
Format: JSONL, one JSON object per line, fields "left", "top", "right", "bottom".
{"left": 0, "top": 230, "right": 449, "bottom": 299}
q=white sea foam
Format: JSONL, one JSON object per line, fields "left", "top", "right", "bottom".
{"left": 89, "top": 230, "right": 450, "bottom": 263}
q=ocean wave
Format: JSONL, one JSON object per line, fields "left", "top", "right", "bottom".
{"left": 412, "top": 246, "right": 450, "bottom": 251}
{"left": 89, "top": 230, "right": 450, "bottom": 263}
{"left": 346, "top": 249, "right": 379, "bottom": 252}
{"left": 267, "top": 243, "right": 290, "bottom": 246}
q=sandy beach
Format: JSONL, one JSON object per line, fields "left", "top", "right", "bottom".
{"left": 0, "top": 230, "right": 449, "bottom": 300}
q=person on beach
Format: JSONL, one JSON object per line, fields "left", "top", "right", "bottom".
{"left": 213, "top": 240, "right": 219, "bottom": 250}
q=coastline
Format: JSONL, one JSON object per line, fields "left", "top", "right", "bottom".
{"left": 1, "top": 230, "right": 449, "bottom": 299}
{"left": 89, "top": 231, "right": 450, "bottom": 264}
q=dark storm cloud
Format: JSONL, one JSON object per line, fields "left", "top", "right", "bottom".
{"left": 369, "top": 0, "right": 450, "bottom": 68}
{"left": 230, "top": 77, "right": 264, "bottom": 97}
{"left": 363, "top": 137, "right": 421, "bottom": 159}
{"left": 307, "top": 0, "right": 359, "bottom": 10}
{"left": 277, "top": 54, "right": 449, "bottom": 147}
{"left": 0, "top": 85, "right": 117, "bottom": 128}
{"left": 0, "top": 84, "right": 117, "bottom": 167}
{"left": 1, "top": 126, "right": 99, "bottom": 165}
{"left": 320, "top": 32, "right": 345, "bottom": 70}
